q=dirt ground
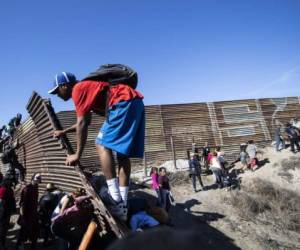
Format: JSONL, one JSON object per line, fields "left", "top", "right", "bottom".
{"left": 5, "top": 146, "right": 300, "bottom": 250}
{"left": 155, "top": 146, "right": 300, "bottom": 250}
{"left": 5, "top": 214, "right": 59, "bottom": 250}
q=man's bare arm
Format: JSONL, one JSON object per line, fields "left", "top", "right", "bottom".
{"left": 65, "top": 113, "right": 91, "bottom": 165}
{"left": 54, "top": 124, "right": 77, "bottom": 138}
{"left": 75, "top": 113, "right": 91, "bottom": 159}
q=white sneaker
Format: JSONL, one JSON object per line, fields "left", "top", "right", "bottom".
{"left": 109, "top": 201, "right": 128, "bottom": 221}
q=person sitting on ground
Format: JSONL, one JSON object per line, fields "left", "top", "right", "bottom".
{"left": 210, "top": 152, "right": 224, "bottom": 188}
{"left": 0, "top": 177, "right": 16, "bottom": 249}
{"left": 51, "top": 193, "right": 94, "bottom": 250}
{"left": 16, "top": 173, "right": 42, "bottom": 250}
{"left": 246, "top": 140, "right": 258, "bottom": 171}
{"left": 150, "top": 166, "right": 161, "bottom": 206}
{"left": 158, "top": 167, "right": 172, "bottom": 212}
{"left": 188, "top": 153, "right": 204, "bottom": 192}
{"left": 38, "top": 183, "right": 61, "bottom": 246}
{"left": 127, "top": 198, "right": 160, "bottom": 232}
{"left": 48, "top": 69, "right": 145, "bottom": 221}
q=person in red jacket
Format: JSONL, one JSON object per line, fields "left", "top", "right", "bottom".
{"left": 48, "top": 71, "right": 145, "bottom": 220}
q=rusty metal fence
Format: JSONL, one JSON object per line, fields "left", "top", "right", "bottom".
{"left": 2, "top": 95, "right": 300, "bottom": 181}
{"left": 1, "top": 93, "right": 299, "bottom": 237}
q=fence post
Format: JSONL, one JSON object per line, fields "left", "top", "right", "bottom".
{"left": 170, "top": 136, "right": 177, "bottom": 169}
{"left": 143, "top": 154, "right": 147, "bottom": 177}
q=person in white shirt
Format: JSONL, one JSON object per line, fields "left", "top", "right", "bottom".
{"left": 210, "top": 152, "right": 224, "bottom": 188}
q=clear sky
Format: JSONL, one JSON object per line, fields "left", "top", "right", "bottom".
{"left": 0, "top": 0, "right": 300, "bottom": 125}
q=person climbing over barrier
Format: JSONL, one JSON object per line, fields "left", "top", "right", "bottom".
{"left": 48, "top": 65, "right": 145, "bottom": 221}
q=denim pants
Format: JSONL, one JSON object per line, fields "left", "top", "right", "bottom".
{"left": 155, "top": 189, "right": 162, "bottom": 207}
{"left": 160, "top": 189, "right": 171, "bottom": 212}
{"left": 210, "top": 167, "right": 223, "bottom": 187}
{"left": 191, "top": 174, "right": 204, "bottom": 191}
{"left": 275, "top": 136, "right": 285, "bottom": 151}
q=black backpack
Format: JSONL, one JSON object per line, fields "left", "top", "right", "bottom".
{"left": 83, "top": 64, "right": 138, "bottom": 89}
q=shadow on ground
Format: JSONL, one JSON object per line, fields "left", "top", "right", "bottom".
{"left": 131, "top": 190, "right": 241, "bottom": 250}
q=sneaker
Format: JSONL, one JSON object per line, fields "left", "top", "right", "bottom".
{"left": 108, "top": 201, "right": 128, "bottom": 221}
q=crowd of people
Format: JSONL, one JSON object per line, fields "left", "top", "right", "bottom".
{"left": 0, "top": 170, "right": 104, "bottom": 250}
{"left": 1, "top": 64, "right": 300, "bottom": 249}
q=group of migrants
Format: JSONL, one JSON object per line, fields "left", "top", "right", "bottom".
{"left": 182, "top": 117, "right": 300, "bottom": 192}
{"left": 2, "top": 63, "right": 300, "bottom": 249}
{"left": 48, "top": 65, "right": 169, "bottom": 247}
{"left": 0, "top": 113, "right": 25, "bottom": 187}
{"left": 0, "top": 64, "right": 176, "bottom": 249}
{"left": 1, "top": 170, "right": 101, "bottom": 250}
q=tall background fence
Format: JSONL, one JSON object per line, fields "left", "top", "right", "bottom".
{"left": 1, "top": 93, "right": 300, "bottom": 194}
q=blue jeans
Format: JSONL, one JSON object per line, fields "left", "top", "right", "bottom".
{"left": 275, "top": 136, "right": 285, "bottom": 151}
{"left": 155, "top": 189, "right": 162, "bottom": 207}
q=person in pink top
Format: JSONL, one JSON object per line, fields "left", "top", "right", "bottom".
{"left": 150, "top": 167, "right": 161, "bottom": 206}
{"left": 51, "top": 195, "right": 93, "bottom": 250}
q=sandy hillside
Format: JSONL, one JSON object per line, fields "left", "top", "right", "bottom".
{"left": 152, "top": 146, "right": 300, "bottom": 250}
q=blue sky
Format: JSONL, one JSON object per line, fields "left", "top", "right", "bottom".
{"left": 0, "top": 0, "right": 300, "bottom": 125}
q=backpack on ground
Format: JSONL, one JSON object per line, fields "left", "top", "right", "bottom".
{"left": 83, "top": 64, "right": 138, "bottom": 89}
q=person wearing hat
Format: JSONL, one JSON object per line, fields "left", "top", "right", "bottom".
{"left": 48, "top": 70, "right": 145, "bottom": 221}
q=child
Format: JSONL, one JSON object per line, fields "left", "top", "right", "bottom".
{"left": 210, "top": 152, "right": 224, "bottom": 188}
{"left": 158, "top": 167, "right": 171, "bottom": 212}
{"left": 246, "top": 140, "right": 258, "bottom": 171}
{"left": 239, "top": 143, "right": 249, "bottom": 170}
{"left": 150, "top": 167, "right": 161, "bottom": 206}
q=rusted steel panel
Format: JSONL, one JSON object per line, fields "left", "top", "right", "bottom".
{"left": 26, "top": 92, "right": 128, "bottom": 238}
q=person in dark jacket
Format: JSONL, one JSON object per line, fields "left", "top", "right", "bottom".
{"left": 38, "top": 183, "right": 60, "bottom": 246}
{"left": 188, "top": 153, "right": 204, "bottom": 192}
{"left": 16, "top": 173, "right": 42, "bottom": 250}
{"left": 7, "top": 113, "right": 22, "bottom": 137}
{"left": 285, "top": 123, "right": 300, "bottom": 153}
{"left": 0, "top": 178, "right": 16, "bottom": 249}
{"left": 0, "top": 140, "right": 25, "bottom": 186}
{"left": 158, "top": 167, "right": 171, "bottom": 212}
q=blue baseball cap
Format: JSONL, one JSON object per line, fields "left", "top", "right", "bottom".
{"left": 48, "top": 72, "right": 77, "bottom": 94}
